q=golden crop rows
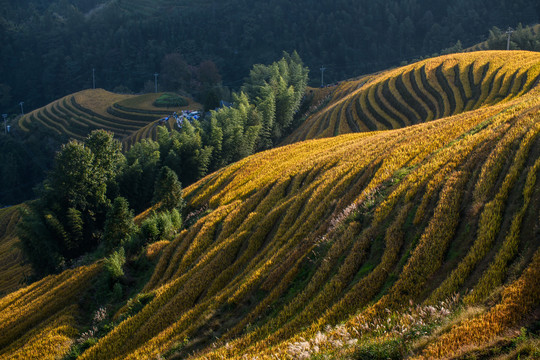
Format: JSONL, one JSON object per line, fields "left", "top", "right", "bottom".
{"left": 0, "top": 264, "right": 101, "bottom": 352}
{"left": 0, "top": 305, "right": 78, "bottom": 360}
{"left": 429, "top": 118, "right": 540, "bottom": 302}
{"left": 466, "top": 155, "right": 540, "bottom": 304}
{"left": 16, "top": 89, "right": 196, "bottom": 144}
{"left": 283, "top": 51, "right": 540, "bottom": 145}
{"left": 75, "top": 69, "right": 540, "bottom": 358}
{"left": 419, "top": 248, "right": 540, "bottom": 359}
{"left": 185, "top": 60, "right": 540, "bottom": 360}
{"left": 4, "top": 51, "right": 540, "bottom": 359}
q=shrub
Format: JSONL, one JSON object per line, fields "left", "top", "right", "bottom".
{"left": 140, "top": 217, "right": 160, "bottom": 244}
{"left": 103, "top": 197, "right": 137, "bottom": 251}
{"left": 352, "top": 338, "right": 404, "bottom": 360}
{"left": 155, "top": 212, "right": 173, "bottom": 239}
{"left": 153, "top": 93, "right": 188, "bottom": 108}
{"left": 170, "top": 208, "right": 182, "bottom": 229}
{"left": 139, "top": 209, "right": 182, "bottom": 245}
{"left": 104, "top": 248, "right": 126, "bottom": 280}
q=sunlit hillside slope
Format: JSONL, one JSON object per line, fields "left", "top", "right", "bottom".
{"left": 17, "top": 89, "right": 200, "bottom": 143}
{"left": 0, "top": 263, "right": 101, "bottom": 359}
{"left": 284, "top": 51, "right": 540, "bottom": 144}
{"left": 2, "top": 51, "right": 540, "bottom": 359}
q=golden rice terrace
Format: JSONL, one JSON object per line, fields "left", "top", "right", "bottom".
{"left": 285, "top": 51, "right": 540, "bottom": 143}
{"left": 2, "top": 51, "right": 540, "bottom": 359}
{"left": 17, "top": 89, "right": 201, "bottom": 148}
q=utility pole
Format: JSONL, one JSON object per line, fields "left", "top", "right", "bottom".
{"left": 154, "top": 73, "right": 159, "bottom": 93}
{"left": 506, "top": 27, "right": 514, "bottom": 51}
{"left": 2, "top": 114, "right": 7, "bottom": 134}
{"left": 19, "top": 102, "right": 24, "bottom": 115}
{"left": 320, "top": 66, "right": 326, "bottom": 87}
{"left": 92, "top": 68, "right": 96, "bottom": 89}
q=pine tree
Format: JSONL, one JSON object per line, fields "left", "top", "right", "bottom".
{"left": 119, "top": 139, "right": 161, "bottom": 213}
{"left": 153, "top": 166, "right": 185, "bottom": 211}
{"left": 18, "top": 205, "right": 65, "bottom": 274}
{"left": 18, "top": 130, "right": 124, "bottom": 275}
{"left": 103, "top": 197, "right": 136, "bottom": 251}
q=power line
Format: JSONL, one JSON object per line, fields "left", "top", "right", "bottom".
{"left": 506, "top": 27, "right": 514, "bottom": 50}
{"left": 2, "top": 114, "right": 7, "bottom": 134}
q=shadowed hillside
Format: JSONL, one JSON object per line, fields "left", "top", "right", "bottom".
{"left": 3, "top": 0, "right": 538, "bottom": 112}
{"left": 1, "top": 51, "right": 540, "bottom": 359}
{"left": 0, "top": 207, "right": 31, "bottom": 296}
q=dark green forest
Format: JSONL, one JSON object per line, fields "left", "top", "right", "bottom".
{"left": 1, "top": 0, "right": 539, "bottom": 113}
{"left": 0, "top": 0, "right": 539, "bottom": 207}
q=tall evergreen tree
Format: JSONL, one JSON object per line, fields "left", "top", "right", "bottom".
{"left": 117, "top": 139, "right": 161, "bottom": 213}
{"left": 18, "top": 130, "right": 123, "bottom": 274}
{"left": 103, "top": 197, "right": 136, "bottom": 251}
{"left": 153, "top": 166, "right": 185, "bottom": 211}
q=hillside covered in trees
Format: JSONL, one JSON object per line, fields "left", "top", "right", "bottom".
{"left": 1, "top": 0, "right": 539, "bottom": 113}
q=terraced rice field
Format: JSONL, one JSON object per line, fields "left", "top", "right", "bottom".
{"left": 3, "top": 51, "right": 540, "bottom": 359}
{"left": 17, "top": 90, "right": 200, "bottom": 144}
{"left": 284, "top": 51, "right": 540, "bottom": 144}
{"left": 0, "top": 264, "right": 101, "bottom": 359}
{"left": 80, "top": 52, "right": 540, "bottom": 359}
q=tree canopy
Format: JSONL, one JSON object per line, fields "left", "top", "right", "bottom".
{"left": 19, "top": 130, "right": 124, "bottom": 272}
{"left": 1, "top": 0, "right": 538, "bottom": 113}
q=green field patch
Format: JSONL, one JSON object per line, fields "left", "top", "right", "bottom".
{"left": 153, "top": 93, "right": 189, "bottom": 108}
{"left": 117, "top": 93, "right": 189, "bottom": 112}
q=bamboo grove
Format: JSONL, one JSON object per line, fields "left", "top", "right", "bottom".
{"left": 1, "top": 50, "right": 539, "bottom": 359}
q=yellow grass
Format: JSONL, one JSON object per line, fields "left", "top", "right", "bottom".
{"left": 74, "top": 89, "right": 133, "bottom": 118}
{"left": 4, "top": 51, "right": 540, "bottom": 360}
{"left": 283, "top": 51, "right": 540, "bottom": 145}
